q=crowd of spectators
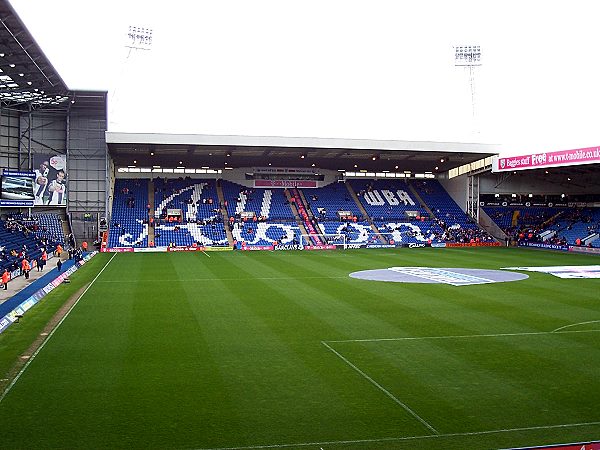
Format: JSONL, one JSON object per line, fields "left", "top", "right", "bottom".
{"left": 0, "top": 217, "right": 61, "bottom": 274}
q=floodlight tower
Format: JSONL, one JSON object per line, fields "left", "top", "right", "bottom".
{"left": 454, "top": 45, "right": 481, "bottom": 135}
{"left": 109, "top": 26, "right": 153, "bottom": 128}
{"left": 454, "top": 45, "right": 482, "bottom": 223}
{"left": 126, "top": 26, "right": 153, "bottom": 52}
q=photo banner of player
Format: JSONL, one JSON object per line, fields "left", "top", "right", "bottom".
{"left": 33, "top": 154, "right": 67, "bottom": 207}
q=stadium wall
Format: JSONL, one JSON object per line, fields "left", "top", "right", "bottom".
{"left": 439, "top": 174, "right": 469, "bottom": 212}
{"left": 478, "top": 172, "right": 599, "bottom": 195}
{"left": 114, "top": 167, "right": 341, "bottom": 187}
{"left": 0, "top": 108, "right": 20, "bottom": 169}
{"left": 67, "top": 108, "right": 108, "bottom": 240}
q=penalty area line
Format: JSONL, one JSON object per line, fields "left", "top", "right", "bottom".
{"left": 552, "top": 319, "right": 600, "bottom": 333}
{"left": 321, "top": 341, "right": 439, "bottom": 435}
{"left": 0, "top": 252, "right": 117, "bottom": 405}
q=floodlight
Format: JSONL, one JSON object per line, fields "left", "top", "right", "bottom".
{"left": 127, "top": 25, "right": 153, "bottom": 50}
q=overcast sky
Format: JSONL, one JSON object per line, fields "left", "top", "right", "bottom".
{"left": 9, "top": 0, "right": 600, "bottom": 155}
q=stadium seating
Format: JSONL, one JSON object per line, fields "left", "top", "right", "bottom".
{"left": 545, "top": 208, "right": 600, "bottom": 247}
{"left": 350, "top": 179, "right": 428, "bottom": 221}
{"left": 221, "top": 181, "right": 295, "bottom": 221}
{"left": 108, "top": 179, "right": 149, "bottom": 248}
{"left": 10, "top": 213, "right": 66, "bottom": 245}
{"left": 153, "top": 178, "right": 228, "bottom": 247}
{"left": 221, "top": 181, "right": 301, "bottom": 246}
{"left": 0, "top": 219, "right": 54, "bottom": 272}
{"left": 483, "top": 206, "right": 561, "bottom": 232}
{"left": 301, "top": 183, "right": 363, "bottom": 221}
{"left": 411, "top": 180, "right": 476, "bottom": 228}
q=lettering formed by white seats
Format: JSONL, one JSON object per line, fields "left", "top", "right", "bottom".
{"left": 363, "top": 189, "right": 415, "bottom": 207}
{"left": 260, "top": 190, "right": 272, "bottom": 218}
{"left": 396, "top": 190, "right": 415, "bottom": 206}
{"left": 364, "top": 190, "right": 384, "bottom": 205}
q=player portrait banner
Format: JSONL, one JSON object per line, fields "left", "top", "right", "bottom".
{"left": 32, "top": 154, "right": 68, "bottom": 207}
{"left": 492, "top": 145, "right": 600, "bottom": 173}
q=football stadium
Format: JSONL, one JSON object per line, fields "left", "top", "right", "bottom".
{"left": 1, "top": 1, "right": 599, "bottom": 449}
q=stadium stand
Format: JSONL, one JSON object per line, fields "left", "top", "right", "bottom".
{"left": 108, "top": 179, "right": 149, "bottom": 248}
{"left": 483, "top": 206, "right": 561, "bottom": 232}
{"left": 412, "top": 179, "right": 495, "bottom": 243}
{"left": 0, "top": 217, "right": 56, "bottom": 273}
{"left": 544, "top": 208, "right": 600, "bottom": 247}
{"left": 350, "top": 179, "right": 428, "bottom": 221}
{"left": 302, "top": 182, "right": 363, "bottom": 221}
{"left": 221, "top": 180, "right": 299, "bottom": 246}
{"left": 153, "top": 178, "right": 228, "bottom": 247}
{"left": 10, "top": 213, "right": 66, "bottom": 245}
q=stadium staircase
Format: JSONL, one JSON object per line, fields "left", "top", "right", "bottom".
{"left": 216, "top": 180, "right": 235, "bottom": 246}
{"left": 407, "top": 184, "right": 435, "bottom": 218}
{"left": 344, "top": 182, "right": 386, "bottom": 243}
{"left": 284, "top": 189, "right": 310, "bottom": 238}
{"left": 478, "top": 208, "right": 508, "bottom": 241}
{"left": 63, "top": 216, "right": 72, "bottom": 244}
{"left": 291, "top": 188, "right": 322, "bottom": 245}
{"left": 148, "top": 180, "right": 155, "bottom": 245}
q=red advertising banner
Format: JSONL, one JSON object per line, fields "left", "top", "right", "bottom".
{"left": 241, "top": 244, "right": 274, "bottom": 251}
{"left": 167, "top": 246, "right": 202, "bottom": 252}
{"left": 303, "top": 244, "right": 336, "bottom": 250}
{"left": 493, "top": 146, "right": 600, "bottom": 172}
{"left": 254, "top": 180, "right": 317, "bottom": 188}
{"left": 446, "top": 242, "right": 501, "bottom": 248}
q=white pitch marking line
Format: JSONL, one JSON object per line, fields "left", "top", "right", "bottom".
{"left": 192, "top": 420, "right": 600, "bottom": 450}
{"left": 201, "top": 250, "right": 211, "bottom": 258}
{"left": 0, "top": 253, "right": 117, "bottom": 405}
{"left": 97, "top": 276, "right": 349, "bottom": 283}
{"left": 326, "top": 328, "right": 600, "bottom": 344}
{"left": 552, "top": 320, "right": 600, "bottom": 333}
{"left": 321, "top": 341, "right": 439, "bottom": 435}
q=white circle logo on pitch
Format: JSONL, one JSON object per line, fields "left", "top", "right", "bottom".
{"left": 349, "top": 267, "right": 528, "bottom": 286}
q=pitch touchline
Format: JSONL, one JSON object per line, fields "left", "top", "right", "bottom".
{"left": 0, "top": 253, "right": 118, "bottom": 405}
{"left": 97, "top": 276, "right": 350, "bottom": 283}
{"left": 321, "top": 341, "right": 439, "bottom": 435}
{"left": 194, "top": 420, "right": 600, "bottom": 450}
{"left": 326, "top": 328, "right": 600, "bottom": 343}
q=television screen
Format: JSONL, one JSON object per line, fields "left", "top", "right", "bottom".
{"left": 0, "top": 172, "right": 36, "bottom": 206}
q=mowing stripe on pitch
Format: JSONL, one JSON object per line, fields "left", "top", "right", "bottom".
{"left": 0, "top": 253, "right": 117, "bottom": 405}
{"left": 321, "top": 341, "right": 439, "bottom": 435}
{"left": 96, "top": 276, "right": 350, "bottom": 282}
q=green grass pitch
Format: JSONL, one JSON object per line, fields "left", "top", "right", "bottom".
{"left": 0, "top": 247, "right": 599, "bottom": 449}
